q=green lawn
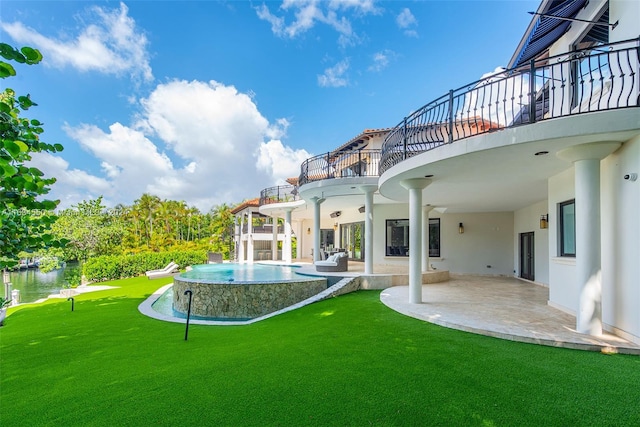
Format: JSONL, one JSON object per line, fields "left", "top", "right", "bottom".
{"left": 1, "top": 276, "right": 639, "bottom": 426}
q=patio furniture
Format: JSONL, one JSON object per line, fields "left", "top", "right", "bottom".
{"left": 145, "top": 261, "right": 180, "bottom": 279}
{"left": 314, "top": 252, "right": 348, "bottom": 272}
{"left": 207, "top": 252, "right": 223, "bottom": 263}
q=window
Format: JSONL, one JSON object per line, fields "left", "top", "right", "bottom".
{"left": 559, "top": 200, "right": 575, "bottom": 257}
{"left": 429, "top": 218, "right": 440, "bottom": 257}
{"left": 386, "top": 219, "right": 409, "bottom": 256}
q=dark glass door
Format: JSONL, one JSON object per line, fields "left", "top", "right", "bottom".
{"left": 519, "top": 232, "right": 534, "bottom": 281}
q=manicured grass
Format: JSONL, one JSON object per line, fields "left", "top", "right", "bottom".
{"left": 1, "top": 276, "right": 639, "bottom": 426}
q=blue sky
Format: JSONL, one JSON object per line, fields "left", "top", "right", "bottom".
{"left": 1, "top": 0, "right": 538, "bottom": 211}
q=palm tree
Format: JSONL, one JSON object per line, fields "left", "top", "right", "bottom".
{"left": 134, "top": 194, "right": 161, "bottom": 244}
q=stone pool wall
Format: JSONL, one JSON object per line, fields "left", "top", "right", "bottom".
{"left": 173, "top": 277, "right": 327, "bottom": 319}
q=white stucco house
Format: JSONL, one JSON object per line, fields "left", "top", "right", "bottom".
{"left": 238, "top": 0, "right": 639, "bottom": 345}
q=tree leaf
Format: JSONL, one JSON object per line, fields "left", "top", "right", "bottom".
{"left": 2, "top": 163, "right": 18, "bottom": 177}
{"left": 3, "top": 140, "right": 21, "bottom": 156}
{"left": 0, "top": 62, "right": 16, "bottom": 78}
{"left": 21, "top": 47, "right": 43, "bottom": 65}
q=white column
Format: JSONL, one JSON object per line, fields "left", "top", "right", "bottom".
{"left": 247, "top": 211, "right": 254, "bottom": 264}
{"left": 557, "top": 141, "right": 620, "bottom": 335}
{"left": 422, "top": 206, "right": 434, "bottom": 272}
{"left": 361, "top": 185, "right": 377, "bottom": 274}
{"left": 400, "top": 178, "right": 431, "bottom": 304}
{"left": 284, "top": 209, "right": 293, "bottom": 264}
{"left": 271, "top": 216, "right": 278, "bottom": 261}
{"left": 311, "top": 197, "right": 325, "bottom": 262}
{"left": 575, "top": 159, "right": 601, "bottom": 334}
{"left": 295, "top": 222, "right": 302, "bottom": 260}
{"left": 233, "top": 216, "right": 240, "bottom": 263}
{"left": 238, "top": 214, "right": 245, "bottom": 264}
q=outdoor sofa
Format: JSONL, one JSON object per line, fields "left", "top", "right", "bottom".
{"left": 314, "top": 252, "right": 348, "bottom": 272}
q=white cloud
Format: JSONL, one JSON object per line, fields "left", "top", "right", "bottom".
{"left": 368, "top": 49, "right": 396, "bottom": 72}
{"left": 43, "top": 80, "right": 310, "bottom": 211}
{"left": 257, "top": 140, "right": 312, "bottom": 184}
{"left": 1, "top": 2, "right": 153, "bottom": 82}
{"left": 459, "top": 66, "right": 526, "bottom": 127}
{"left": 256, "top": 0, "right": 380, "bottom": 47}
{"left": 29, "top": 152, "right": 112, "bottom": 208}
{"left": 396, "top": 8, "right": 418, "bottom": 37}
{"left": 318, "top": 59, "right": 350, "bottom": 87}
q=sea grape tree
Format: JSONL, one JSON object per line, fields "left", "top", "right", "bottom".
{"left": 0, "top": 43, "right": 66, "bottom": 269}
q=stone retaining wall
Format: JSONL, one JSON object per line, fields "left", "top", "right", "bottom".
{"left": 173, "top": 277, "right": 327, "bottom": 319}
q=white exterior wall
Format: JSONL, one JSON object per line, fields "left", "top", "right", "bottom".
{"left": 431, "top": 212, "right": 514, "bottom": 276}
{"left": 514, "top": 200, "right": 549, "bottom": 285}
{"left": 548, "top": 168, "right": 577, "bottom": 314}
{"left": 601, "top": 136, "right": 640, "bottom": 342}
{"left": 548, "top": 136, "right": 640, "bottom": 344}
{"left": 610, "top": 0, "right": 640, "bottom": 43}
{"left": 372, "top": 205, "right": 514, "bottom": 275}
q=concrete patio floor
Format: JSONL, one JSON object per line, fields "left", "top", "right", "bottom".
{"left": 380, "top": 275, "right": 640, "bottom": 355}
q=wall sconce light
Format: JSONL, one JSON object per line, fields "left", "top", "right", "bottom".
{"left": 540, "top": 214, "right": 548, "bottom": 229}
{"left": 307, "top": 227, "right": 311, "bottom": 235}
{"left": 458, "top": 222, "right": 464, "bottom": 234}
{"left": 334, "top": 222, "right": 338, "bottom": 231}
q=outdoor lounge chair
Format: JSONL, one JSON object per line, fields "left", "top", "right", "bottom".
{"left": 207, "top": 252, "right": 223, "bottom": 264}
{"left": 145, "top": 261, "right": 180, "bottom": 279}
{"left": 314, "top": 252, "right": 348, "bottom": 272}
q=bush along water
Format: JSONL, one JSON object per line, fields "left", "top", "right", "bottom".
{"left": 83, "top": 250, "right": 207, "bottom": 282}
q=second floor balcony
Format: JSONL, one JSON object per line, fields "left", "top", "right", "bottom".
{"left": 380, "top": 38, "right": 639, "bottom": 174}
{"left": 298, "top": 149, "right": 382, "bottom": 186}
{"left": 259, "top": 185, "right": 300, "bottom": 206}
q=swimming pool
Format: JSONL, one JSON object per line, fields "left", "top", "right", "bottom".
{"left": 172, "top": 263, "right": 327, "bottom": 320}
{"left": 179, "top": 263, "right": 306, "bottom": 282}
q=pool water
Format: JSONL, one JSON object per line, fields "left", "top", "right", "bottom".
{"left": 179, "top": 263, "right": 304, "bottom": 282}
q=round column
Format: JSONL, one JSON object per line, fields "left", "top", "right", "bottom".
{"left": 272, "top": 216, "right": 278, "bottom": 261}
{"left": 247, "top": 211, "right": 254, "bottom": 264}
{"left": 400, "top": 178, "right": 431, "bottom": 304}
{"left": 311, "top": 197, "right": 325, "bottom": 262}
{"left": 361, "top": 185, "right": 377, "bottom": 274}
{"left": 557, "top": 141, "right": 620, "bottom": 335}
{"left": 284, "top": 209, "right": 293, "bottom": 264}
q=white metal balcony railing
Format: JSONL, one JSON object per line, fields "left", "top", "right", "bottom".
{"left": 380, "top": 38, "right": 639, "bottom": 173}
{"left": 298, "top": 149, "right": 382, "bottom": 186}
{"left": 259, "top": 185, "right": 300, "bottom": 206}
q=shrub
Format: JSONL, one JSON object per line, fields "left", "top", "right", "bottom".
{"left": 83, "top": 250, "right": 207, "bottom": 282}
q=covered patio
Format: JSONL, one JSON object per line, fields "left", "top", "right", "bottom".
{"left": 380, "top": 275, "right": 640, "bottom": 355}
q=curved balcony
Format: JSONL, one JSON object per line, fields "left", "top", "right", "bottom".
{"left": 259, "top": 185, "right": 300, "bottom": 206}
{"left": 380, "top": 38, "right": 639, "bottom": 174}
{"left": 299, "top": 149, "right": 382, "bottom": 186}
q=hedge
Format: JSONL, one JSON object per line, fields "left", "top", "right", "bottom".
{"left": 83, "top": 250, "right": 207, "bottom": 282}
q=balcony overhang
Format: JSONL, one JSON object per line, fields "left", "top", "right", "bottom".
{"left": 298, "top": 176, "right": 379, "bottom": 201}
{"left": 258, "top": 199, "right": 306, "bottom": 217}
{"left": 378, "top": 109, "right": 639, "bottom": 213}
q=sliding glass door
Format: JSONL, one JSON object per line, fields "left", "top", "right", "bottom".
{"left": 340, "top": 222, "right": 364, "bottom": 261}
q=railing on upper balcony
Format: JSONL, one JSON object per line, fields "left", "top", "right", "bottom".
{"left": 380, "top": 38, "right": 640, "bottom": 174}
{"left": 299, "top": 149, "right": 382, "bottom": 186}
{"left": 259, "top": 185, "right": 300, "bottom": 206}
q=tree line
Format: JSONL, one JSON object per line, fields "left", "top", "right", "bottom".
{"left": 44, "top": 195, "right": 236, "bottom": 265}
